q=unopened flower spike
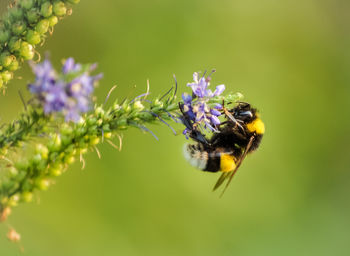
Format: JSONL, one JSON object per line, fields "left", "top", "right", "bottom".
{"left": 0, "top": 0, "right": 81, "bottom": 91}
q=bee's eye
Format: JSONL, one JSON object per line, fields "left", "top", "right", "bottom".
{"left": 238, "top": 111, "right": 253, "bottom": 118}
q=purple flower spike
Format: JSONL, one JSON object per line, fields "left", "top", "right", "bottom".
{"left": 181, "top": 70, "right": 225, "bottom": 135}
{"left": 28, "top": 58, "right": 102, "bottom": 122}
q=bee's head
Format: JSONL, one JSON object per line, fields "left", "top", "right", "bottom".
{"left": 232, "top": 102, "right": 257, "bottom": 123}
{"left": 232, "top": 102, "right": 265, "bottom": 135}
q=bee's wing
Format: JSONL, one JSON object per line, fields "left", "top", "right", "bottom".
{"left": 213, "top": 172, "right": 231, "bottom": 191}
{"left": 212, "top": 136, "right": 255, "bottom": 196}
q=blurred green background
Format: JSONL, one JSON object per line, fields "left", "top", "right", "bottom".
{"left": 1, "top": 0, "right": 350, "bottom": 255}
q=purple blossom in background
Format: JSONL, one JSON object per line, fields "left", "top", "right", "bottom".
{"left": 182, "top": 71, "right": 225, "bottom": 136}
{"left": 28, "top": 59, "right": 56, "bottom": 94}
{"left": 28, "top": 58, "right": 102, "bottom": 122}
{"left": 44, "top": 81, "right": 67, "bottom": 113}
{"left": 62, "top": 57, "right": 82, "bottom": 74}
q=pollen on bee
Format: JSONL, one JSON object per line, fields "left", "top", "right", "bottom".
{"left": 246, "top": 118, "right": 265, "bottom": 134}
{"left": 220, "top": 154, "right": 236, "bottom": 172}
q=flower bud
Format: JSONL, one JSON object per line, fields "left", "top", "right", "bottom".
{"left": 102, "top": 124, "right": 110, "bottom": 131}
{"left": 41, "top": 2, "right": 53, "bottom": 18}
{"left": 35, "top": 144, "right": 49, "bottom": 159}
{"left": 1, "top": 70, "right": 13, "bottom": 83}
{"left": 0, "top": 77, "right": 3, "bottom": 88}
{"left": 8, "top": 194, "right": 20, "bottom": 207}
{"left": 122, "top": 103, "right": 131, "bottom": 112}
{"left": 21, "top": 0, "right": 35, "bottom": 10}
{"left": 8, "top": 59, "right": 19, "bottom": 71}
{"left": 104, "top": 132, "right": 112, "bottom": 139}
{"left": 35, "top": 19, "right": 50, "bottom": 34}
{"left": 8, "top": 37, "right": 21, "bottom": 52}
{"left": 9, "top": 7, "right": 23, "bottom": 21}
{"left": 26, "top": 30, "right": 41, "bottom": 45}
{"left": 87, "top": 117, "right": 97, "bottom": 126}
{"left": 48, "top": 134, "right": 62, "bottom": 151}
{"left": 19, "top": 42, "right": 34, "bottom": 60}
{"left": 89, "top": 136, "right": 100, "bottom": 145}
{"left": 80, "top": 148, "right": 88, "bottom": 154}
{"left": 0, "top": 53, "right": 13, "bottom": 68}
{"left": 95, "top": 107, "right": 104, "bottom": 116}
{"left": 75, "top": 127, "right": 87, "bottom": 137}
{"left": 153, "top": 99, "right": 164, "bottom": 108}
{"left": 26, "top": 8, "right": 40, "bottom": 23}
{"left": 53, "top": 1, "right": 67, "bottom": 17}
{"left": 0, "top": 30, "right": 10, "bottom": 43}
{"left": 64, "top": 155, "right": 75, "bottom": 164}
{"left": 133, "top": 101, "right": 144, "bottom": 111}
{"left": 21, "top": 192, "right": 33, "bottom": 202}
{"left": 31, "top": 153, "right": 42, "bottom": 165}
{"left": 50, "top": 164, "right": 63, "bottom": 176}
{"left": 96, "top": 118, "right": 103, "bottom": 126}
{"left": 48, "top": 15, "right": 58, "bottom": 27}
{"left": 12, "top": 21, "right": 27, "bottom": 35}
{"left": 36, "top": 178, "right": 50, "bottom": 190}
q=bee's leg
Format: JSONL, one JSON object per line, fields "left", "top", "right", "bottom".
{"left": 178, "top": 103, "right": 210, "bottom": 146}
{"left": 222, "top": 106, "right": 244, "bottom": 131}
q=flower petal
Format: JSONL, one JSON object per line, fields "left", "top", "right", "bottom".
{"left": 213, "top": 84, "right": 225, "bottom": 96}
{"left": 182, "top": 93, "right": 192, "bottom": 103}
{"left": 193, "top": 72, "right": 199, "bottom": 83}
{"left": 210, "top": 115, "right": 221, "bottom": 125}
{"left": 210, "top": 109, "right": 222, "bottom": 116}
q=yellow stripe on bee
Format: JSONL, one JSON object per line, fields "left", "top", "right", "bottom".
{"left": 246, "top": 118, "right": 265, "bottom": 134}
{"left": 220, "top": 154, "right": 236, "bottom": 172}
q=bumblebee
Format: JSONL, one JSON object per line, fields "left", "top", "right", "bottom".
{"left": 181, "top": 102, "right": 265, "bottom": 195}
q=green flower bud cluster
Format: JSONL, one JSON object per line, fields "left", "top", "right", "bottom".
{"left": 0, "top": 106, "right": 48, "bottom": 151}
{"left": 0, "top": 90, "right": 178, "bottom": 216}
{"left": 0, "top": 0, "right": 80, "bottom": 91}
